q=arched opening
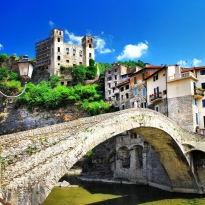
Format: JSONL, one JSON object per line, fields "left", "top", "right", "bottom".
{"left": 118, "top": 146, "right": 130, "bottom": 168}
{"left": 132, "top": 145, "right": 143, "bottom": 169}
{"left": 192, "top": 150, "right": 205, "bottom": 170}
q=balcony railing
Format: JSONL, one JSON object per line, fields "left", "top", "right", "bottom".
{"left": 194, "top": 88, "right": 204, "bottom": 98}
{"left": 113, "top": 88, "right": 119, "bottom": 95}
{"left": 149, "top": 93, "right": 162, "bottom": 102}
{"left": 168, "top": 71, "right": 196, "bottom": 82}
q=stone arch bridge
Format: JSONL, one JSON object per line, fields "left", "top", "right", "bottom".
{"left": 1, "top": 108, "right": 205, "bottom": 205}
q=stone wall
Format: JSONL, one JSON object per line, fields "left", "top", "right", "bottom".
{"left": 0, "top": 102, "right": 89, "bottom": 136}
{"left": 148, "top": 98, "right": 168, "bottom": 116}
{"left": 168, "top": 95, "right": 194, "bottom": 131}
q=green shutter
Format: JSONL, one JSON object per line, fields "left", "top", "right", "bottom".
{"left": 134, "top": 77, "right": 137, "bottom": 84}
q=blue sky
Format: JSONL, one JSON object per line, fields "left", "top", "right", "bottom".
{"left": 1, "top": 0, "right": 205, "bottom": 67}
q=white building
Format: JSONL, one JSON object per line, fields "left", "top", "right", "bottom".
{"left": 146, "top": 64, "right": 205, "bottom": 133}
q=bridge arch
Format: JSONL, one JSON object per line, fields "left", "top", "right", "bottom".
{"left": 0, "top": 108, "right": 203, "bottom": 205}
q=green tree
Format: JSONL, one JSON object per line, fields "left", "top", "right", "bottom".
{"left": 0, "top": 67, "right": 8, "bottom": 80}
{"left": 97, "top": 62, "right": 111, "bottom": 74}
{"left": 72, "top": 65, "right": 87, "bottom": 84}
{"left": 86, "top": 59, "right": 97, "bottom": 79}
{"left": 9, "top": 72, "right": 20, "bottom": 81}
{"left": 0, "top": 54, "right": 9, "bottom": 65}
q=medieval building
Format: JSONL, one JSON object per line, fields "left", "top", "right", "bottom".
{"left": 35, "top": 28, "right": 95, "bottom": 76}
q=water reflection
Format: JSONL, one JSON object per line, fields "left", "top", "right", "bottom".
{"left": 42, "top": 175, "right": 205, "bottom": 205}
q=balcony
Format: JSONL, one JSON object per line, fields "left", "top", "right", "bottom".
{"left": 168, "top": 71, "right": 196, "bottom": 82}
{"left": 149, "top": 93, "right": 162, "bottom": 103}
{"left": 113, "top": 88, "right": 119, "bottom": 95}
{"left": 194, "top": 88, "right": 204, "bottom": 99}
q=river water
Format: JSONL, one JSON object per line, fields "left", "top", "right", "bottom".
{"left": 42, "top": 175, "right": 205, "bottom": 205}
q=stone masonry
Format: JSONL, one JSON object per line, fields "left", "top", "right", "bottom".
{"left": 1, "top": 108, "right": 205, "bottom": 204}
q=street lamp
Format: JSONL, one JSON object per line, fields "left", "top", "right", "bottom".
{"left": 0, "top": 55, "right": 33, "bottom": 98}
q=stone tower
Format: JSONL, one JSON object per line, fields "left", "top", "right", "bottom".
{"left": 82, "top": 36, "right": 95, "bottom": 66}
{"left": 50, "top": 28, "right": 64, "bottom": 75}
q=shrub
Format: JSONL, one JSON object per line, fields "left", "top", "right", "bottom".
{"left": 9, "top": 72, "right": 20, "bottom": 81}
{"left": 0, "top": 67, "right": 8, "bottom": 80}
{"left": 72, "top": 65, "right": 87, "bottom": 84}
{"left": 86, "top": 65, "right": 97, "bottom": 79}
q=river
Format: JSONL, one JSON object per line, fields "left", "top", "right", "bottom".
{"left": 42, "top": 175, "right": 205, "bottom": 205}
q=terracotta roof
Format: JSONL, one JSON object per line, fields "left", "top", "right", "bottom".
{"left": 180, "top": 68, "right": 194, "bottom": 73}
{"left": 144, "top": 66, "right": 167, "bottom": 80}
{"left": 116, "top": 78, "right": 130, "bottom": 87}
{"left": 194, "top": 66, "right": 205, "bottom": 70}
{"left": 145, "top": 65, "right": 164, "bottom": 69}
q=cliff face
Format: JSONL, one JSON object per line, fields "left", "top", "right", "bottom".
{"left": 0, "top": 102, "right": 89, "bottom": 136}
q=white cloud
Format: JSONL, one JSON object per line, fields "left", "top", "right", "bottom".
{"left": 65, "top": 30, "right": 83, "bottom": 45}
{"left": 117, "top": 42, "right": 148, "bottom": 61}
{"left": 49, "top": 21, "right": 54, "bottom": 28}
{"left": 193, "top": 58, "right": 201, "bottom": 66}
{"left": 95, "top": 37, "right": 114, "bottom": 54}
{"left": 177, "top": 60, "right": 187, "bottom": 67}
{"left": 0, "top": 44, "right": 3, "bottom": 50}
{"left": 101, "top": 31, "right": 104, "bottom": 35}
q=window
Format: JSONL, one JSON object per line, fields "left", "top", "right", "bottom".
{"left": 196, "top": 113, "right": 199, "bottom": 125}
{"left": 108, "top": 90, "right": 111, "bottom": 95}
{"left": 126, "top": 93, "right": 129, "bottom": 99}
{"left": 58, "top": 47, "right": 60, "bottom": 52}
{"left": 57, "top": 56, "right": 60, "bottom": 60}
{"left": 89, "top": 44, "right": 92, "bottom": 48}
{"left": 115, "top": 75, "right": 117, "bottom": 80}
{"left": 134, "top": 76, "right": 137, "bottom": 84}
{"left": 142, "top": 88, "right": 146, "bottom": 95}
{"left": 89, "top": 53, "right": 92, "bottom": 58}
{"left": 126, "top": 85, "right": 129, "bottom": 90}
{"left": 194, "top": 99, "right": 197, "bottom": 106}
{"left": 73, "top": 49, "right": 76, "bottom": 53}
{"left": 163, "top": 90, "right": 167, "bottom": 95}
{"left": 66, "top": 60, "right": 69, "bottom": 63}
{"left": 108, "top": 70, "right": 111, "bottom": 74}
{"left": 202, "top": 83, "right": 205, "bottom": 89}
{"left": 134, "top": 88, "right": 138, "bottom": 95}
{"left": 200, "top": 70, "right": 205, "bottom": 75}
{"left": 115, "top": 83, "right": 117, "bottom": 86}
{"left": 122, "top": 104, "right": 125, "bottom": 110}
{"left": 121, "top": 87, "right": 124, "bottom": 92}
{"left": 154, "top": 87, "right": 159, "bottom": 96}
{"left": 108, "top": 83, "right": 111, "bottom": 88}
{"left": 58, "top": 38, "right": 60, "bottom": 42}
{"left": 73, "top": 64, "right": 76, "bottom": 67}
{"left": 107, "top": 76, "right": 112, "bottom": 81}
{"left": 153, "top": 74, "right": 158, "bottom": 81}
{"left": 155, "top": 106, "right": 159, "bottom": 112}
{"left": 79, "top": 50, "right": 82, "bottom": 56}
{"left": 202, "top": 99, "right": 205, "bottom": 108}
{"left": 115, "top": 69, "right": 117, "bottom": 72}
{"left": 121, "top": 95, "right": 124, "bottom": 100}
{"left": 204, "top": 116, "right": 205, "bottom": 128}
{"left": 79, "top": 62, "right": 82, "bottom": 64}
{"left": 66, "top": 48, "right": 69, "bottom": 51}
